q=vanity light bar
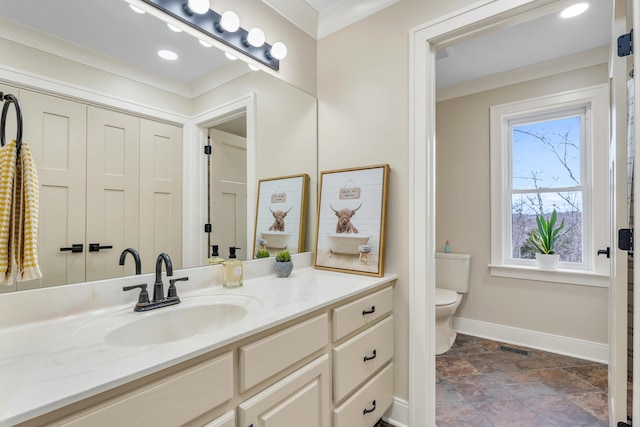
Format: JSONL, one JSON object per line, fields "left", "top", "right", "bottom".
{"left": 138, "top": 0, "right": 280, "bottom": 71}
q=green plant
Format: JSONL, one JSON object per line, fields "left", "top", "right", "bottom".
{"left": 528, "top": 209, "right": 565, "bottom": 255}
{"left": 256, "top": 248, "right": 270, "bottom": 259}
{"left": 275, "top": 250, "right": 291, "bottom": 262}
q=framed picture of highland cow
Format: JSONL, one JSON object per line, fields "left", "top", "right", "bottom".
{"left": 252, "top": 174, "right": 310, "bottom": 258}
{"left": 314, "top": 164, "right": 390, "bottom": 276}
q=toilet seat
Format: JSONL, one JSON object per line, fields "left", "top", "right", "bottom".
{"left": 435, "top": 288, "right": 458, "bottom": 306}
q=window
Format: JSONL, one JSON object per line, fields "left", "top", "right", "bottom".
{"left": 490, "top": 86, "right": 609, "bottom": 286}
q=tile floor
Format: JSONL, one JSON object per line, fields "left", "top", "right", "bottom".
{"left": 436, "top": 334, "right": 610, "bottom": 426}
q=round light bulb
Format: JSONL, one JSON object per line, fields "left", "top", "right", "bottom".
{"left": 129, "top": 4, "right": 145, "bottom": 14}
{"left": 199, "top": 39, "right": 212, "bottom": 48}
{"left": 158, "top": 50, "right": 178, "bottom": 61}
{"left": 187, "top": 0, "right": 209, "bottom": 15}
{"left": 248, "top": 64, "right": 260, "bottom": 71}
{"left": 247, "top": 28, "right": 265, "bottom": 48}
{"left": 560, "top": 2, "right": 590, "bottom": 18}
{"left": 220, "top": 11, "right": 240, "bottom": 32}
{"left": 225, "top": 52, "right": 238, "bottom": 61}
{"left": 269, "top": 42, "right": 288, "bottom": 60}
{"left": 167, "top": 23, "right": 182, "bottom": 33}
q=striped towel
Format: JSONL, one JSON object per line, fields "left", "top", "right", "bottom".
{"left": 0, "top": 140, "right": 41, "bottom": 285}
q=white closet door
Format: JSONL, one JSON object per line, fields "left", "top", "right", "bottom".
{"left": 18, "top": 90, "right": 87, "bottom": 290}
{"left": 86, "top": 107, "right": 139, "bottom": 282}
{"left": 139, "top": 118, "right": 182, "bottom": 274}
{"left": 210, "top": 128, "right": 247, "bottom": 260}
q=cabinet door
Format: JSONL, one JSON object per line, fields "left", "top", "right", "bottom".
{"left": 18, "top": 90, "right": 87, "bottom": 290}
{"left": 86, "top": 107, "right": 139, "bottom": 282}
{"left": 238, "top": 355, "right": 330, "bottom": 427}
{"left": 139, "top": 119, "right": 182, "bottom": 273}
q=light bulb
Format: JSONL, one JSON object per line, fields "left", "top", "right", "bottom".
{"left": 246, "top": 28, "right": 265, "bottom": 48}
{"left": 248, "top": 64, "right": 260, "bottom": 71}
{"left": 219, "top": 11, "right": 240, "bottom": 32}
{"left": 167, "top": 23, "right": 182, "bottom": 32}
{"left": 269, "top": 42, "right": 288, "bottom": 60}
{"left": 158, "top": 50, "right": 178, "bottom": 60}
{"left": 199, "top": 39, "right": 212, "bottom": 48}
{"left": 187, "top": 0, "right": 209, "bottom": 15}
{"left": 225, "top": 52, "right": 238, "bottom": 61}
{"left": 129, "top": 4, "right": 145, "bottom": 14}
{"left": 560, "top": 2, "right": 590, "bottom": 18}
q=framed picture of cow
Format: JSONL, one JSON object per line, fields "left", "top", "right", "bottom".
{"left": 252, "top": 174, "right": 310, "bottom": 258}
{"left": 314, "top": 164, "right": 390, "bottom": 277}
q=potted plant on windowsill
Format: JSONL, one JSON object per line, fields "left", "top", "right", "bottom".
{"left": 274, "top": 250, "right": 293, "bottom": 277}
{"left": 529, "top": 209, "right": 565, "bottom": 270}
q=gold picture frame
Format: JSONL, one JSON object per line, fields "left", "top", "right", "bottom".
{"left": 252, "top": 174, "right": 310, "bottom": 258}
{"left": 314, "top": 164, "right": 390, "bottom": 276}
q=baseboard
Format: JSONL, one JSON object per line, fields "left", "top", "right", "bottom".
{"left": 383, "top": 397, "right": 409, "bottom": 427}
{"left": 453, "top": 317, "right": 608, "bottom": 364}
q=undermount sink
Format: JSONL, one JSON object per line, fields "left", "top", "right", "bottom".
{"left": 104, "top": 295, "right": 260, "bottom": 347}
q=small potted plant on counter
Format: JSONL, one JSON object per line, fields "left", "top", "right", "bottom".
{"left": 256, "top": 248, "right": 270, "bottom": 259}
{"left": 529, "top": 209, "right": 565, "bottom": 269}
{"left": 274, "top": 250, "right": 293, "bottom": 277}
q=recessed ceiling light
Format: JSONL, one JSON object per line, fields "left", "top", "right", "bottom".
{"left": 560, "top": 2, "right": 590, "bottom": 18}
{"left": 225, "top": 52, "right": 238, "bottom": 61}
{"left": 167, "top": 23, "right": 182, "bottom": 33}
{"left": 248, "top": 64, "right": 260, "bottom": 71}
{"left": 129, "top": 4, "right": 145, "bottom": 14}
{"left": 158, "top": 50, "right": 178, "bottom": 60}
{"left": 199, "top": 39, "right": 212, "bottom": 48}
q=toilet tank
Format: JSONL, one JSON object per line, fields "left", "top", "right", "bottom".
{"left": 435, "top": 253, "right": 471, "bottom": 293}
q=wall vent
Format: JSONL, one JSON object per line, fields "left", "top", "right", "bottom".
{"left": 498, "top": 345, "right": 530, "bottom": 356}
{"left": 435, "top": 47, "right": 452, "bottom": 61}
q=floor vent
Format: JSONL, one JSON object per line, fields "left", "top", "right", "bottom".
{"left": 498, "top": 345, "right": 530, "bottom": 356}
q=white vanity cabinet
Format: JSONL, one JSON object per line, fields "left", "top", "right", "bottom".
{"left": 14, "top": 281, "right": 394, "bottom": 427}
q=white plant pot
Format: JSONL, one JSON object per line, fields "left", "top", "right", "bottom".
{"left": 536, "top": 253, "right": 559, "bottom": 270}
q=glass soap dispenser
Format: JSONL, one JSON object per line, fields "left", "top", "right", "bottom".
{"left": 206, "top": 244, "right": 225, "bottom": 265}
{"left": 223, "top": 246, "right": 243, "bottom": 288}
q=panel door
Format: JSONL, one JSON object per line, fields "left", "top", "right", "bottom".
{"left": 139, "top": 118, "right": 182, "bottom": 274}
{"left": 210, "top": 128, "right": 247, "bottom": 260}
{"left": 18, "top": 90, "right": 87, "bottom": 290}
{"left": 86, "top": 107, "right": 139, "bottom": 282}
{"left": 238, "top": 355, "right": 330, "bottom": 427}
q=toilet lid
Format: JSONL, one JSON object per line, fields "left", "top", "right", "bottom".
{"left": 435, "top": 288, "right": 459, "bottom": 306}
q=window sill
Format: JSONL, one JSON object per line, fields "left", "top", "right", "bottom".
{"left": 488, "top": 264, "right": 609, "bottom": 288}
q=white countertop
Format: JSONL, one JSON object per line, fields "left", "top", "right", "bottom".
{"left": 0, "top": 255, "right": 396, "bottom": 427}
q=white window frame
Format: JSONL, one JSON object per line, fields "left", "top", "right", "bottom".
{"left": 489, "top": 85, "right": 610, "bottom": 287}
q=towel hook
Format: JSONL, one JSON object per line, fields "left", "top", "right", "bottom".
{"left": 0, "top": 94, "right": 23, "bottom": 156}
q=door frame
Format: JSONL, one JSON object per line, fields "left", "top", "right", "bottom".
{"left": 408, "top": 0, "right": 622, "bottom": 424}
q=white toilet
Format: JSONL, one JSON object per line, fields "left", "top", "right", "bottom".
{"left": 435, "top": 252, "right": 471, "bottom": 355}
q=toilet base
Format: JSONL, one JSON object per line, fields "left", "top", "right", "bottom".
{"left": 435, "top": 295, "right": 462, "bottom": 355}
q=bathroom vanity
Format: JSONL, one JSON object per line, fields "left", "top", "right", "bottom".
{"left": 0, "top": 255, "right": 396, "bottom": 427}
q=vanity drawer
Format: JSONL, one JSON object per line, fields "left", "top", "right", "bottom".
{"left": 332, "top": 286, "right": 393, "bottom": 341}
{"left": 333, "top": 315, "right": 394, "bottom": 402}
{"left": 240, "top": 313, "right": 328, "bottom": 392}
{"left": 63, "top": 352, "right": 233, "bottom": 427}
{"left": 333, "top": 362, "right": 394, "bottom": 427}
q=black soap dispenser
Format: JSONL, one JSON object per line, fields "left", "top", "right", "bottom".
{"left": 223, "top": 247, "right": 243, "bottom": 288}
{"left": 206, "top": 244, "right": 225, "bottom": 265}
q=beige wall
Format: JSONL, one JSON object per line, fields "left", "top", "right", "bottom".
{"left": 435, "top": 63, "right": 609, "bottom": 344}
{"left": 317, "top": 0, "right": 479, "bottom": 403}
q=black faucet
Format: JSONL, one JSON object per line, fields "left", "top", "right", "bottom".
{"left": 119, "top": 248, "right": 141, "bottom": 275}
{"left": 153, "top": 252, "right": 173, "bottom": 302}
{"left": 122, "top": 252, "right": 188, "bottom": 312}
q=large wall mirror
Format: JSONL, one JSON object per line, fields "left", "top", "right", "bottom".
{"left": 0, "top": 0, "right": 317, "bottom": 293}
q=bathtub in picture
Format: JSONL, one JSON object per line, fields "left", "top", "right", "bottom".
{"left": 261, "top": 231, "right": 292, "bottom": 249}
{"left": 326, "top": 233, "right": 371, "bottom": 255}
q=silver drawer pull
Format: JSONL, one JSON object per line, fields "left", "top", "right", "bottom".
{"left": 363, "top": 400, "right": 376, "bottom": 415}
{"left": 362, "top": 306, "right": 376, "bottom": 315}
{"left": 363, "top": 349, "right": 377, "bottom": 362}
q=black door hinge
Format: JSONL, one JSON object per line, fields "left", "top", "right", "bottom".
{"left": 618, "top": 29, "right": 633, "bottom": 57}
{"left": 618, "top": 228, "right": 633, "bottom": 251}
{"left": 204, "top": 145, "right": 212, "bottom": 155}
{"left": 204, "top": 224, "right": 212, "bottom": 233}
